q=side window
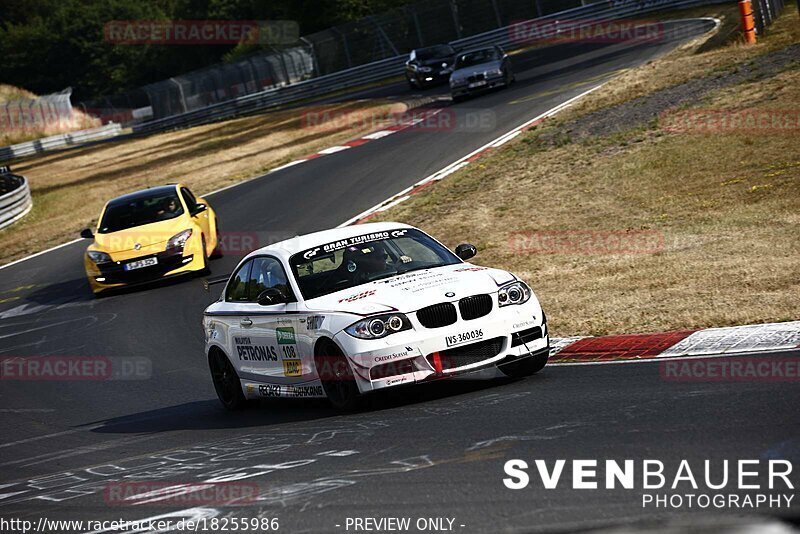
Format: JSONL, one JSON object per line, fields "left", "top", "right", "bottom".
{"left": 248, "top": 257, "right": 292, "bottom": 301}
{"left": 181, "top": 187, "right": 198, "bottom": 213}
{"left": 225, "top": 260, "right": 252, "bottom": 302}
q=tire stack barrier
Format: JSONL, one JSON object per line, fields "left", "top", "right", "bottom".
{"left": 0, "top": 166, "right": 33, "bottom": 230}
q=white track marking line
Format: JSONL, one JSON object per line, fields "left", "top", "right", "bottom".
{"left": 363, "top": 130, "right": 395, "bottom": 139}
{"left": 318, "top": 145, "right": 351, "bottom": 154}
{"left": 268, "top": 159, "right": 308, "bottom": 174}
{"left": 338, "top": 82, "right": 607, "bottom": 227}
{"left": 0, "top": 238, "right": 83, "bottom": 272}
{"left": 548, "top": 346, "right": 800, "bottom": 367}
{"left": 0, "top": 427, "right": 99, "bottom": 449}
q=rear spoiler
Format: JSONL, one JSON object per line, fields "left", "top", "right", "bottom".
{"left": 202, "top": 273, "right": 230, "bottom": 292}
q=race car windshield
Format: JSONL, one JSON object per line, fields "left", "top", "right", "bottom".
{"left": 290, "top": 229, "right": 461, "bottom": 300}
{"left": 416, "top": 45, "right": 455, "bottom": 61}
{"left": 455, "top": 48, "right": 501, "bottom": 68}
{"left": 98, "top": 192, "right": 184, "bottom": 233}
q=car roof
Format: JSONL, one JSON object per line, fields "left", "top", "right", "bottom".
{"left": 246, "top": 222, "right": 416, "bottom": 262}
{"left": 107, "top": 184, "right": 180, "bottom": 206}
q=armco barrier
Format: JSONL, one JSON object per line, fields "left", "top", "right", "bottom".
{"left": 0, "top": 123, "right": 123, "bottom": 162}
{"left": 133, "top": 0, "right": 730, "bottom": 135}
{"left": 0, "top": 167, "right": 33, "bottom": 230}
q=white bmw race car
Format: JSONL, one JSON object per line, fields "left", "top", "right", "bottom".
{"left": 203, "top": 222, "right": 549, "bottom": 410}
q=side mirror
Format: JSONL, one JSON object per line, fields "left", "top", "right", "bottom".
{"left": 257, "top": 287, "right": 288, "bottom": 306}
{"left": 80, "top": 228, "right": 94, "bottom": 239}
{"left": 455, "top": 243, "right": 477, "bottom": 261}
{"left": 192, "top": 203, "right": 207, "bottom": 216}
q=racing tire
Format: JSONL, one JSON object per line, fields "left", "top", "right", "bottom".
{"left": 315, "top": 340, "right": 364, "bottom": 411}
{"left": 209, "top": 349, "right": 249, "bottom": 411}
{"left": 499, "top": 350, "right": 548, "bottom": 378}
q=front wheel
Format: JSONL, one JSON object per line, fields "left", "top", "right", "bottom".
{"left": 209, "top": 350, "right": 249, "bottom": 410}
{"left": 499, "top": 350, "right": 548, "bottom": 378}
{"left": 315, "top": 341, "right": 364, "bottom": 411}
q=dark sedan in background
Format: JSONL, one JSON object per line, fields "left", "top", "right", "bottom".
{"left": 405, "top": 44, "right": 457, "bottom": 88}
{"left": 449, "top": 45, "right": 514, "bottom": 101}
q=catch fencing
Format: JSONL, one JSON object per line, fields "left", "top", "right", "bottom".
{"left": 751, "top": 0, "right": 788, "bottom": 33}
{"left": 1, "top": 89, "right": 74, "bottom": 135}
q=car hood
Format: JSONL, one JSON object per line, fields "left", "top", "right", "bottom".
{"left": 416, "top": 57, "right": 453, "bottom": 68}
{"left": 303, "top": 263, "right": 516, "bottom": 315}
{"left": 451, "top": 60, "right": 503, "bottom": 80}
{"left": 91, "top": 216, "right": 190, "bottom": 253}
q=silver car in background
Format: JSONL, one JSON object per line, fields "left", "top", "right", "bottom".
{"left": 449, "top": 45, "right": 514, "bottom": 102}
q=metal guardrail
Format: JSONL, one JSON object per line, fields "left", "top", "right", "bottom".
{"left": 132, "top": 0, "right": 729, "bottom": 135}
{"left": 0, "top": 122, "right": 123, "bottom": 162}
{"left": 0, "top": 166, "right": 33, "bottom": 230}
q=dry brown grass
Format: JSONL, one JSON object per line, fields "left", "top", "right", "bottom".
{"left": 372, "top": 10, "right": 800, "bottom": 337}
{"left": 0, "top": 84, "right": 102, "bottom": 146}
{"left": 558, "top": 5, "right": 800, "bottom": 122}
{"left": 0, "top": 100, "right": 404, "bottom": 264}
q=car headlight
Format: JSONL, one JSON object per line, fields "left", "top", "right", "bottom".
{"left": 345, "top": 313, "right": 412, "bottom": 340}
{"left": 87, "top": 251, "right": 112, "bottom": 264}
{"left": 450, "top": 78, "right": 466, "bottom": 87}
{"left": 418, "top": 66, "right": 432, "bottom": 73}
{"left": 498, "top": 281, "right": 531, "bottom": 307}
{"left": 486, "top": 68, "right": 503, "bottom": 77}
{"left": 167, "top": 229, "right": 193, "bottom": 250}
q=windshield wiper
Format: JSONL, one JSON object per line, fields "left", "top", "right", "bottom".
{"left": 396, "top": 264, "right": 438, "bottom": 275}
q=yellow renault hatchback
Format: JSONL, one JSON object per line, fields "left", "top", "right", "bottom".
{"left": 80, "top": 184, "right": 219, "bottom": 295}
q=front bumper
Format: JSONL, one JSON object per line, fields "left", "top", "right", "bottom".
{"left": 408, "top": 69, "right": 452, "bottom": 86}
{"left": 333, "top": 303, "right": 547, "bottom": 393}
{"left": 451, "top": 74, "right": 507, "bottom": 97}
{"left": 86, "top": 244, "right": 203, "bottom": 294}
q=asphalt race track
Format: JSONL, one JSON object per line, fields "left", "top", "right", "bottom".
{"left": 1, "top": 18, "right": 798, "bottom": 532}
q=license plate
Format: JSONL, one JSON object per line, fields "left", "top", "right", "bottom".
{"left": 468, "top": 81, "right": 487, "bottom": 89}
{"left": 124, "top": 257, "right": 158, "bottom": 271}
{"left": 446, "top": 328, "right": 483, "bottom": 347}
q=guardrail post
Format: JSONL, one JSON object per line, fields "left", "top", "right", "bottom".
{"left": 449, "top": 0, "right": 462, "bottom": 39}
{"left": 739, "top": 0, "right": 758, "bottom": 43}
{"left": 490, "top": 0, "right": 503, "bottom": 28}
{"left": 410, "top": 6, "right": 424, "bottom": 47}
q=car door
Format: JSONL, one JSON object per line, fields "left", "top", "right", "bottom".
{"left": 181, "top": 187, "right": 211, "bottom": 249}
{"left": 229, "top": 256, "right": 302, "bottom": 388}
{"left": 224, "top": 259, "right": 264, "bottom": 380}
